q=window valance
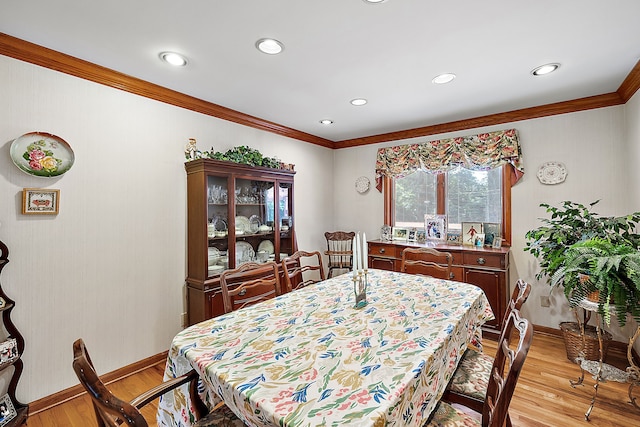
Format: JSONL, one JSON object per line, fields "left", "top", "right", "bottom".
{"left": 374, "top": 128, "right": 524, "bottom": 191}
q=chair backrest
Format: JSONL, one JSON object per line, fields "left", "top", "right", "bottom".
{"left": 400, "top": 247, "right": 453, "bottom": 279}
{"left": 73, "top": 339, "right": 207, "bottom": 427}
{"left": 282, "top": 250, "right": 325, "bottom": 292}
{"left": 220, "top": 261, "right": 282, "bottom": 313}
{"left": 73, "top": 339, "right": 143, "bottom": 426}
{"left": 482, "top": 309, "right": 533, "bottom": 427}
{"left": 504, "top": 279, "right": 531, "bottom": 323}
{"left": 324, "top": 231, "right": 356, "bottom": 277}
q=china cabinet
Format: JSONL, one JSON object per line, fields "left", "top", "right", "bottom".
{"left": 0, "top": 239, "right": 28, "bottom": 426}
{"left": 368, "top": 239, "right": 509, "bottom": 338}
{"left": 185, "top": 159, "right": 296, "bottom": 325}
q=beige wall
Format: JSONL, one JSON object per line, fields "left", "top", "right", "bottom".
{"left": 0, "top": 55, "right": 333, "bottom": 402}
{"left": 333, "top": 105, "right": 640, "bottom": 342}
{"left": 1, "top": 50, "right": 639, "bottom": 404}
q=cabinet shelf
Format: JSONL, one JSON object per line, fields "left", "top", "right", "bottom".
{"left": 0, "top": 239, "right": 28, "bottom": 425}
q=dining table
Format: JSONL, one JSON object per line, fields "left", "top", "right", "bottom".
{"left": 157, "top": 268, "right": 494, "bottom": 426}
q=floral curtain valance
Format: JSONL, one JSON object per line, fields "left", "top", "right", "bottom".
{"left": 374, "top": 128, "right": 524, "bottom": 191}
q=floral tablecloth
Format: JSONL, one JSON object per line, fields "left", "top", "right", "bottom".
{"left": 157, "top": 269, "right": 494, "bottom": 426}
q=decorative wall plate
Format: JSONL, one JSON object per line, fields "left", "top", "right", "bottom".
{"left": 10, "top": 132, "right": 75, "bottom": 177}
{"left": 537, "top": 161, "right": 567, "bottom": 185}
{"left": 355, "top": 176, "right": 370, "bottom": 193}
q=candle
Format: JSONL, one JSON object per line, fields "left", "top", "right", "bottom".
{"left": 352, "top": 236, "right": 358, "bottom": 275}
{"left": 362, "top": 232, "right": 367, "bottom": 270}
{"left": 355, "top": 233, "right": 360, "bottom": 272}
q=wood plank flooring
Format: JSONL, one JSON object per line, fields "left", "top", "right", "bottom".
{"left": 27, "top": 332, "right": 639, "bottom": 426}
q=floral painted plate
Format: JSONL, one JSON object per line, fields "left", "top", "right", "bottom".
{"left": 10, "top": 132, "right": 75, "bottom": 177}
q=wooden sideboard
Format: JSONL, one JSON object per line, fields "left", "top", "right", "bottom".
{"left": 368, "top": 239, "right": 510, "bottom": 338}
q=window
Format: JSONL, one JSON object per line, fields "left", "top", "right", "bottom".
{"left": 386, "top": 165, "right": 511, "bottom": 244}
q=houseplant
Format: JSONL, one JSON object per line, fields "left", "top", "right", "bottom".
{"left": 550, "top": 238, "right": 640, "bottom": 326}
{"left": 525, "top": 200, "right": 640, "bottom": 360}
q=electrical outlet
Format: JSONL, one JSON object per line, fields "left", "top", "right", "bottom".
{"left": 540, "top": 295, "right": 550, "bottom": 307}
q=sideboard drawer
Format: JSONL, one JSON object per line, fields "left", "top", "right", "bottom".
{"left": 369, "top": 243, "right": 402, "bottom": 258}
{"left": 462, "top": 252, "right": 505, "bottom": 269}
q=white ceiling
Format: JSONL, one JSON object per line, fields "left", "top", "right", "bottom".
{"left": 1, "top": 0, "right": 639, "bottom": 142}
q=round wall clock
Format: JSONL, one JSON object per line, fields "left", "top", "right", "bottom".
{"left": 355, "top": 176, "right": 370, "bottom": 193}
{"left": 537, "top": 161, "right": 567, "bottom": 185}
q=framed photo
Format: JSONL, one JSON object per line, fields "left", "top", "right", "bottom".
{"left": 22, "top": 188, "right": 59, "bottom": 215}
{"left": 0, "top": 393, "right": 17, "bottom": 425}
{"left": 424, "top": 214, "right": 447, "bottom": 241}
{"left": 392, "top": 227, "right": 408, "bottom": 241}
{"left": 483, "top": 222, "right": 501, "bottom": 246}
{"left": 474, "top": 233, "right": 485, "bottom": 247}
{"left": 416, "top": 229, "right": 427, "bottom": 244}
{"left": 407, "top": 228, "right": 417, "bottom": 242}
{"left": 0, "top": 339, "right": 18, "bottom": 367}
{"left": 446, "top": 231, "right": 462, "bottom": 245}
{"left": 462, "top": 222, "right": 483, "bottom": 246}
{"left": 492, "top": 238, "right": 503, "bottom": 249}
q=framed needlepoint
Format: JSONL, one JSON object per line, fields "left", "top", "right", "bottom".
{"left": 22, "top": 188, "right": 59, "bottom": 215}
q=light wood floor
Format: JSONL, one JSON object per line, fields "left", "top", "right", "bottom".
{"left": 27, "top": 332, "right": 639, "bottom": 426}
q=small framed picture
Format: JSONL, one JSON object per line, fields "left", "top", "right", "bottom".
{"left": 462, "top": 222, "right": 483, "bottom": 246}
{"left": 22, "top": 188, "right": 59, "bottom": 215}
{"left": 424, "top": 214, "right": 447, "bottom": 241}
{"left": 407, "top": 228, "right": 417, "bottom": 242}
{"left": 474, "top": 233, "right": 485, "bottom": 247}
{"left": 446, "top": 232, "right": 462, "bottom": 245}
{"left": 0, "top": 393, "right": 17, "bottom": 425}
{"left": 0, "top": 339, "right": 18, "bottom": 367}
{"left": 416, "top": 229, "right": 427, "bottom": 244}
{"left": 392, "top": 227, "right": 408, "bottom": 241}
{"left": 483, "top": 222, "right": 501, "bottom": 246}
{"left": 492, "top": 238, "right": 503, "bottom": 249}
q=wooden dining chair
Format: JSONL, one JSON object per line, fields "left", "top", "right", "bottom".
{"left": 426, "top": 309, "right": 533, "bottom": 427}
{"left": 72, "top": 338, "right": 243, "bottom": 426}
{"left": 282, "top": 250, "right": 325, "bottom": 292}
{"left": 400, "top": 247, "right": 453, "bottom": 279}
{"left": 442, "top": 279, "right": 532, "bottom": 426}
{"left": 324, "top": 231, "right": 356, "bottom": 278}
{"left": 220, "top": 261, "right": 282, "bottom": 313}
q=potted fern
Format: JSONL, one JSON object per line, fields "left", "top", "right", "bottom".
{"left": 550, "top": 238, "right": 640, "bottom": 326}
{"left": 525, "top": 201, "right": 640, "bottom": 361}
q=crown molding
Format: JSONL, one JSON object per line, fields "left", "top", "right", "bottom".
{"left": 0, "top": 33, "right": 335, "bottom": 149}
{"left": 1, "top": 33, "right": 638, "bottom": 151}
{"left": 334, "top": 92, "right": 625, "bottom": 148}
{"left": 618, "top": 59, "right": 640, "bottom": 103}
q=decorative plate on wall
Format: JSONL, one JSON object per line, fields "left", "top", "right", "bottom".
{"left": 10, "top": 132, "right": 75, "bottom": 177}
{"left": 537, "top": 161, "right": 567, "bottom": 185}
{"left": 355, "top": 176, "right": 370, "bottom": 193}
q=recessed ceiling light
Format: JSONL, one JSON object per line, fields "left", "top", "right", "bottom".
{"left": 531, "top": 63, "right": 560, "bottom": 76}
{"left": 432, "top": 73, "right": 456, "bottom": 84}
{"left": 159, "top": 52, "right": 188, "bottom": 67}
{"left": 256, "top": 38, "right": 284, "bottom": 55}
{"left": 350, "top": 98, "right": 368, "bottom": 106}
{"left": 363, "top": 0, "right": 387, "bottom": 3}
{"left": 320, "top": 119, "right": 334, "bottom": 125}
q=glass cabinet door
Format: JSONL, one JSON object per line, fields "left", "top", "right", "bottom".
{"left": 278, "top": 182, "right": 294, "bottom": 259}
{"left": 235, "top": 178, "right": 276, "bottom": 267}
{"left": 207, "top": 175, "right": 229, "bottom": 277}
